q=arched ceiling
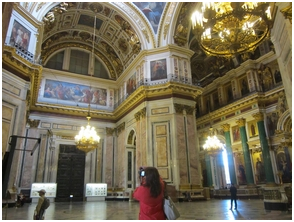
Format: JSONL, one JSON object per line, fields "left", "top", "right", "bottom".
{"left": 18, "top": 2, "right": 275, "bottom": 87}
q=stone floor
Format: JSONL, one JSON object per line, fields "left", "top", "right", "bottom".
{"left": 2, "top": 199, "right": 292, "bottom": 220}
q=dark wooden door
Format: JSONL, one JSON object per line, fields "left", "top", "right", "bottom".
{"left": 55, "top": 145, "right": 85, "bottom": 202}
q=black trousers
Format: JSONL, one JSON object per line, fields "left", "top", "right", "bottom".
{"left": 231, "top": 197, "right": 237, "bottom": 209}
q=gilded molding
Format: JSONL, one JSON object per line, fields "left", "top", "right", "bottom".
{"left": 27, "top": 119, "right": 40, "bottom": 128}
{"left": 106, "top": 127, "right": 115, "bottom": 136}
{"left": 221, "top": 123, "right": 230, "bottom": 132}
{"left": 280, "top": 2, "right": 292, "bottom": 24}
{"left": 236, "top": 118, "right": 246, "bottom": 127}
{"left": 117, "top": 122, "right": 125, "bottom": 134}
{"left": 252, "top": 112, "right": 264, "bottom": 122}
{"left": 134, "top": 112, "right": 141, "bottom": 122}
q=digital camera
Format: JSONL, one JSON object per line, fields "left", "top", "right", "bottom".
{"left": 138, "top": 166, "right": 145, "bottom": 177}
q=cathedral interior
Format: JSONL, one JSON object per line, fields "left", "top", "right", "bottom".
{"left": 2, "top": 2, "right": 292, "bottom": 211}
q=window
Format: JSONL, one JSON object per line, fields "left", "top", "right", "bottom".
{"left": 94, "top": 58, "right": 109, "bottom": 79}
{"left": 69, "top": 50, "right": 89, "bottom": 75}
{"left": 45, "top": 51, "right": 64, "bottom": 70}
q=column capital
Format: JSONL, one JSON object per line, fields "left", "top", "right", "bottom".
{"left": 252, "top": 112, "right": 264, "bottom": 121}
{"left": 236, "top": 118, "right": 246, "bottom": 127}
{"left": 221, "top": 123, "right": 230, "bottom": 132}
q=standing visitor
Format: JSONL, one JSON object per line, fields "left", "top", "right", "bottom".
{"left": 133, "top": 167, "right": 166, "bottom": 220}
{"left": 34, "top": 189, "right": 46, "bottom": 220}
{"left": 229, "top": 183, "right": 237, "bottom": 210}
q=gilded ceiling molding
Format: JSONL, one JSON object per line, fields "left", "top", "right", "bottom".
{"left": 27, "top": 119, "right": 40, "bottom": 128}
{"left": 221, "top": 124, "right": 230, "bottom": 132}
{"left": 117, "top": 122, "right": 125, "bottom": 134}
{"left": 236, "top": 118, "right": 246, "bottom": 127}
{"left": 252, "top": 112, "right": 264, "bottom": 122}
{"left": 162, "top": 2, "right": 177, "bottom": 40}
{"left": 106, "top": 127, "right": 115, "bottom": 136}
{"left": 41, "top": 42, "right": 118, "bottom": 79}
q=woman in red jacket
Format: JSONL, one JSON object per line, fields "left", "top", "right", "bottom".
{"left": 133, "top": 167, "right": 166, "bottom": 220}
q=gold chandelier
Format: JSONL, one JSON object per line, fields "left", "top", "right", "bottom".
{"left": 75, "top": 105, "right": 100, "bottom": 153}
{"left": 203, "top": 128, "right": 224, "bottom": 156}
{"left": 191, "top": 2, "right": 273, "bottom": 57}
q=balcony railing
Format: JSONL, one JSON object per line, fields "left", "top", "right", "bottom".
{"left": 5, "top": 36, "right": 36, "bottom": 64}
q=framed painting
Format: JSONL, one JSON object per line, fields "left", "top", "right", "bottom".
{"left": 126, "top": 73, "right": 136, "bottom": 96}
{"left": 10, "top": 20, "right": 31, "bottom": 50}
{"left": 43, "top": 79, "right": 107, "bottom": 106}
{"left": 247, "top": 120, "right": 258, "bottom": 138}
{"left": 150, "top": 59, "right": 167, "bottom": 81}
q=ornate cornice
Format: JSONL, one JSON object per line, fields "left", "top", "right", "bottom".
{"left": 236, "top": 118, "right": 246, "bottom": 127}
{"left": 221, "top": 124, "right": 230, "bottom": 132}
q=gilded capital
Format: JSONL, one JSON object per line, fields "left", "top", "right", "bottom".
{"left": 117, "top": 122, "right": 125, "bottom": 134}
{"left": 174, "top": 103, "right": 184, "bottom": 114}
{"left": 106, "top": 127, "right": 115, "bottom": 136}
{"left": 184, "top": 105, "right": 195, "bottom": 115}
{"left": 252, "top": 112, "right": 264, "bottom": 121}
{"left": 236, "top": 118, "right": 246, "bottom": 127}
{"left": 27, "top": 119, "right": 40, "bottom": 128}
{"left": 221, "top": 123, "right": 230, "bottom": 132}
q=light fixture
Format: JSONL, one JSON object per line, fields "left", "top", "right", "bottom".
{"left": 75, "top": 105, "right": 100, "bottom": 153}
{"left": 75, "top": 15, "right": 100, "bottom": 153}
{"left": 191, "top": 2, "right": 273, "bottom": 57}
{"left": 203, "top": 128, "right": 224, "bottom": 156}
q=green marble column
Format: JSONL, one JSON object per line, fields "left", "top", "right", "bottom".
{"left": 253, "top": 112, "right": 276, "bottom": 185}
{"left": 236, "top": 118, "right": 255, "bottom": 186}
{"left": 221, "top": 124, "right": 237, "bottom": 185}
{"left": 205, "top": 153, "right": 213, "bottom": 187}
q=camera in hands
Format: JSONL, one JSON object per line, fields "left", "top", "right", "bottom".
{"left": 138, "top": 166, "right": 145, "bottom": 177}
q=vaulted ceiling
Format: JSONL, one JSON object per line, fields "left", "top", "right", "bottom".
{"left": 19, "top": 2, "right": 275, "bottom": 87}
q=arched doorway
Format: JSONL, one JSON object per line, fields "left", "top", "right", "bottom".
{"left": 126, "top": 130, "right": 136, "bottom": 189}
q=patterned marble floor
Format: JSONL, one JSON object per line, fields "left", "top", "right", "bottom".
{"left": 2, "top": 199, "right": 292, "bottom": 220}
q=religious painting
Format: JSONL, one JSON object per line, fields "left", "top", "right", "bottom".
{"left": 276, "top": 148, "right": 292, "bottom": 183}
{"left": 43, "top": 79, "right": 107, "bottom": 106}
{"left": 232, "top": 125, "right": 240, "bottom": 142}
{"left": 247, "top": 120, "right": 258, "bottom": 138}
{"left": 133, "top": 2, "right": 166, "bottom": 34}
{"left": 252, "top": 152, "right": 265, "bottom": 183}
{"left": 234, "top": 153, "right": 247, "bottom": 185}
{"left": 150, "top": 59, "right": 167, "bottom": 81}
{"left": 126, "top": 73, "right": 136, "bottom": 96}
{"left": 10, "top": 20, "right": 31, "bottom": 50}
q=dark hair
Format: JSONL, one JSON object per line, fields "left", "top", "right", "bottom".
{"left": 143, "top": 167, "right": 162, "bottom": 198}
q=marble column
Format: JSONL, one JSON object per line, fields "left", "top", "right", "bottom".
{"left": 221, "top": 124, "right": 237, "bottom": 185}
{"left": 205, "top": 154, "right": 213, "bottom": 187}
{"left": 236, "top": 118, "right": 255, "bottom": 186}
{"left": 253, "top": 112, "right": 276, "bottom": 185}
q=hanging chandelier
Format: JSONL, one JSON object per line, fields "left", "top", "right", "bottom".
{"left": 75, "top": 105, "right": 100, "bottom": 153}
{"left": 203, "top": 129, "right": 224, "bottom": 156}
{"left": 191, "top": 2, "right": 273, "bottom": 57}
